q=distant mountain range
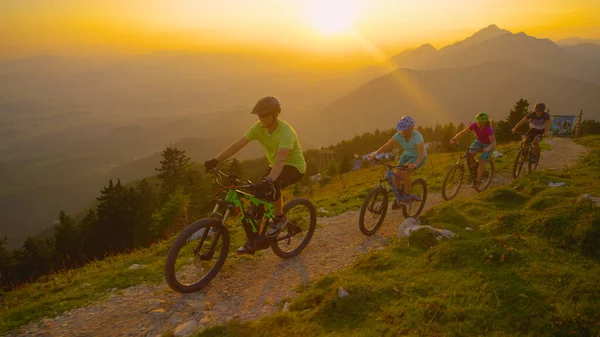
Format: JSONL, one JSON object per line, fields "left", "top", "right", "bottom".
{"left": 556, "top": 38, "right": 600, "bottom": 45}
{"left": 305, "top": 25, "right": 600, "bottom": 144}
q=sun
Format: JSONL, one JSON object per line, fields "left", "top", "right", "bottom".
{"left": 308, "top": 0, "right": 359, "bottom": 36}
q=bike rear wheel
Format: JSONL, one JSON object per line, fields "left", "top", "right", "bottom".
{"left": 165, "top": 218, "right": 229, "bottom": 293}
{"left": 271, "top": 198, "right": 317, "bottom": 258}
{"left": 402, "top": 178, "right": 428, "bottom": 218}
{"left": 358, "top": 186, "right": 389, "bottom": 236}
{"left": 476, "top": 160, "right": 494, "bottom": 192}
{"left": 441, "top": 164, "right": 464, "bottom": 200}
{"left": 512, "top": 148, "right": 526, "bottom": 178}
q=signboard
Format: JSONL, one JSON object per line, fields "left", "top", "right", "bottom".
{"left": 552, "top": 116, "right": 575, "bottom": 136}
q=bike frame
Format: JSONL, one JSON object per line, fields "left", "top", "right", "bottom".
{"left": 214, "top": 189, "right": 275, "bottom": 233}
{"left": 453, "top": 144, "right": 484, "bottom": 181}
{"left": 374, "top": 160, "right": 410, "bottom": 203}
{"left": 204, "top": 169, "right": 277, "bottom": 248}
{"left": 517, "top": 132, "right": 542, "bottom": 160}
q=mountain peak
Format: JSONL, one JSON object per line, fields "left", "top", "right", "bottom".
{"left": 440, "top": 24, "right": 511, "bottom": 54}
{"left": 418, "top": 43, "right": 437, "bottom": 52}
{"left": 472, "top": 24, "right": 511, "bottom": 40}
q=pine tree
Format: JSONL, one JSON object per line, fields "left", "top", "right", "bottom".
{"left": 95, "top": 179, "right": 137, "bottom": 254}
{"left": 433, "top": 123, "right": 443, "bottom": 142}
{"left": 0, "top": 237, "right": 11, "bottom": 288}
{"left": 339, "top": 154, "right": 353, "bottom": 174}
{"left": 152, "top": 189, "right": 190, "bottom": 238}
{"left": 54, "top": 211, "right": 80, "bottom": 266}
{"left": 325, "top": 161, "right": 339, "bottom": 177}
{"left": 79, "top": 209, "right": 100, "bottom": 259}
{"left": 496, "top": 98, "right": 530, "bottom": 142}
{"left": 156, "top": 147, "right": 192, "bottom": 200}
{"left": 133, "top": 179, "right": 157, "bottom": 247}
{"left": 581, "top": 119, "right": 600, "bottom": 136}
{"left": 183, "top": 167, "right": 212, "bottom": 222}
{"left": 441, "top": 123, "right": 457, "bottom": 152}
{"left": 12, "top": 237, "right": 55, "bottom": 282}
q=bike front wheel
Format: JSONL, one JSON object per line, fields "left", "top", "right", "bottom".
{"left": 441, "top": 164, "right": 465, "bottom": 200}
{"left": 165, "top": 218, "right": 230, "bottom": 293}
{"left": 528, "top": 151, "right": 539, "bottom": 173}
{"left": 358, "top": 186, "right": 389, "bottom": 236}
{"left": 512, "top": 148, "right": 526, "bottom": 178}
{"left": 271, "top": 198, "right": 317, "bottom": 258}
{"left": 476, "top": 160, "right": 494, "bottom": 192}
{"left": 402, "top": 178, "right": 428, "bottom": 218}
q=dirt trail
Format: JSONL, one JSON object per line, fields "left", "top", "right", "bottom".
{"left": 7, "top": 137, "right": 587, "bottom": 337}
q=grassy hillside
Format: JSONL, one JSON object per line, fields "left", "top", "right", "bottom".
{"left": 197, "top": 136, "right": 600, "bottom": 336}
{"left": 0, "top": 138, "right": 565, "bottom": 334}
{"left": 0, "top": 140, "right": 524, "bottom": 334}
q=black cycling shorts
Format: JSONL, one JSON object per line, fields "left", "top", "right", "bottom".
{"left": 254, "top": 165, "right": 303, "bottom": 201}
{"left": 526, "top": 128, "right": 544, "bottom": 143}
{"left": 263, "top": 165, "right": 304, "bottom": 189}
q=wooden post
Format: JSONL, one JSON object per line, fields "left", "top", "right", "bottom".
{"left": 575, "top": 109, "right": 583, "bottom": 138}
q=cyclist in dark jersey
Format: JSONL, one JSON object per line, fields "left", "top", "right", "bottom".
{"left": 511, "top": 103, "right": 550, "bottom": 163}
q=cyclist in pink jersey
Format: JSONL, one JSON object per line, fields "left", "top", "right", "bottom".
{"left": 450, "top": 112, "right": 496, "bottom": 187}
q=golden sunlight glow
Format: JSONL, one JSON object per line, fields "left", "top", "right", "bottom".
{"left": 307, "top": 0, "right": 359, "bottom": 36}
{"left": 1, "top": 0, "right": 600, "bottom": 61}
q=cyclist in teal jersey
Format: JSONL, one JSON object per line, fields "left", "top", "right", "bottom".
{"left": 368, "top": 116, "right": 427, "bottom": 206}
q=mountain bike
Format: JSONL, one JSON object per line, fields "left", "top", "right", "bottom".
{"left": 358, "top": 158, "right": 427, "bottom": 236}
{"left": 512, "top": 132, "right": 543, "bottom": 178}
{"left": 165, "top": 168, "right": 316, "bottom": 293}
{"left": 441, "top": 143, "right": 494, "bottom": 200}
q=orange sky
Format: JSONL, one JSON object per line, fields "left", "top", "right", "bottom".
{"left": 1, "top": 0, "right": 599, "bottom": 65}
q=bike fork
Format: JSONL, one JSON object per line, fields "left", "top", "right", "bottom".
{"left": 196, "top": 209, "right": 229, "bottom": 260}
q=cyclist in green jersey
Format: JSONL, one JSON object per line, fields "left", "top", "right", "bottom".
{"left": 204, "top": 96, "right": 306, "bottom": 254}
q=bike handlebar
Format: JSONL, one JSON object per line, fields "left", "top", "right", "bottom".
{"left": 515, "top": 131, "right": 543, "bottom": 141}
{"left": 372, "top": 157, "right": 409, "bottom": 170}
{"left": 210, "top": 168, "right": 254, "bottom": 189}
{"left": 452, "top": 143, "right": 484, "bottom": 152}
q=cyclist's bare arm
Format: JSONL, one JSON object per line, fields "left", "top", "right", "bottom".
{"left": 410, "top": 143, "right": 426, "bottom": 168}
{"left": 485, "top": 134, "right": 497, "bottom": 152}
{"left": 215, "top": 137, "right": 250, "bottom": 161}
{"left": 512, "top": 116, "right": 529, "bottom": 132}
{"left": 373, "top": 137, "right": 395, "bottom": 156}
{"left": 451, "top": 126, "right": 471, "bottom": 143}
{"left": 268, "top": 148, "right": 290, "bottom": 181}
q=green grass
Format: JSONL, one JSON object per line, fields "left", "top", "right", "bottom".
{"left": 196, "top": 136, "right": 600, "bottom": 336}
